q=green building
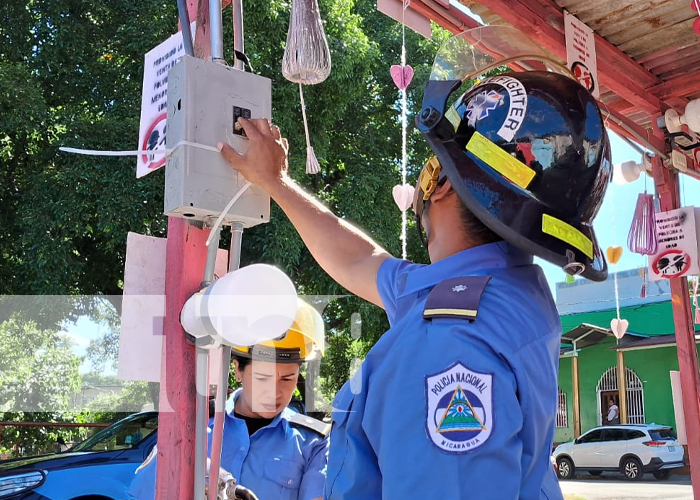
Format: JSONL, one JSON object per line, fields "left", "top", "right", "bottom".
{"left": 552, "top": 269, "right": 700, "bottom": 444}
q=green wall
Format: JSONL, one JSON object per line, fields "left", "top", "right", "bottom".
{"left": 554, "top": 341, "right": 700, "bottom": 444}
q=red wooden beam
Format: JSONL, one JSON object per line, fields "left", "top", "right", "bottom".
{"left": 156, "top": 2, "right": 212, "bottom": 500}
{"left": 652, "top": 143, "right": 700, "bottom": 500}
{"left": 650, "top": 72, "right": 700, "bottom": 101}
{"left": 466, "top": 0, "right": 667, "bottom": 115}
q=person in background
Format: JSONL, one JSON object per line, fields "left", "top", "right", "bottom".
{"left": 127, "top": 299, "right": 329, "bottom": 500}
{"left": 607, "top": 398, "right": 620, "bottom": 425}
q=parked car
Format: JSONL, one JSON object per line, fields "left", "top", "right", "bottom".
{"left": 0, "top": 411, "right": 157, "bottom": 499}
{"left": 553, "top": 424, "right": 685, "bottom": 481}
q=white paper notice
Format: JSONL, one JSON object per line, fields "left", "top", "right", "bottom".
{"left": 136, "top": 24, "right": 194, "bottom": 178}
{"left": 648, "top": 207, "right": 699, "bottom": 281}
{"left": 564, "top": 11, "right": 599, "bottom": 98}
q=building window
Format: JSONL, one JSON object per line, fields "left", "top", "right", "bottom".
{"left": 556, "top": 387, "right": 568, "bottom": 428}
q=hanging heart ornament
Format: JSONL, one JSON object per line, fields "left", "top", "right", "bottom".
{"left": 390, "top": 64, "right": 414, "bottom": 90}
{"left": 606, "top": 246, "right": 623, "bottom": 264}
{"left": 392, "top": 183, "right": 415, "bottom": 212}
{"left": 610, "top": 318, "right": 629, "bottom": 339}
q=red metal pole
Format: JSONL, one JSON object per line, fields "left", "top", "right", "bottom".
{"left": 652, "top": 128, "right": 700, "bottom": 498}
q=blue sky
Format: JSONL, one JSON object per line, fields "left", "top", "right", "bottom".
{"left": 537, "top": 131, "right": 700, "bottom": 298}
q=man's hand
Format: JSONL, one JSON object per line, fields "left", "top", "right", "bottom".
{"left": 217, "top": 119, "right": 391, "bottom": 308}
{"left": 217, "top": 118, "right": 288, "bottom": 192}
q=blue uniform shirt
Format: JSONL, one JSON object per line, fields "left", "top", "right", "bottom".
{"left": 128, "top": 390, "right": 329, "bottom": 500}
{"left": 326, "top": 242, "right": 563, "bottom": 500}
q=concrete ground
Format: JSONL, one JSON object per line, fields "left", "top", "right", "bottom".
{"left": 559, "top": 473, "right": 693, "bottom": 500}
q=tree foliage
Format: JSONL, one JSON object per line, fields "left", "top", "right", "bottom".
{"left": 0, "top": 314, "right": 83, "bottom": 455}
{"left": 1, "top": 0, "right": 448, "bottom": 401}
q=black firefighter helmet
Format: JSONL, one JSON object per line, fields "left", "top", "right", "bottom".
{"left": 416, "top": 27, "right": 611, "bottom": 282}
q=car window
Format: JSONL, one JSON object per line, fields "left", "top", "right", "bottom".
{"left": 578, "top": 429, "right": 603, "bottom": 443}
{"left": 627, "top": 430, "right": 646, "bottom": 440}
{"left": 649, "top": 428, "right": 677, "bottom": 441}
{"left": 602, "top": 428, "right": 626, "bottom": 441}
{"left": 72, "top": 413, "right": 158, "bottom": 452}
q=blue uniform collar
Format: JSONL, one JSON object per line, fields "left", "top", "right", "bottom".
{"left": 399, "top": 241, "right": 532, "bottom": 298}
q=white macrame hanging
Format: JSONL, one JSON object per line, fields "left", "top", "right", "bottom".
{"left": 282, "top": 0, "right": 332, "bottom": 174}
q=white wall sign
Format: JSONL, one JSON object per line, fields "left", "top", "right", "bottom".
{"left": 136, "top": 24, "right": 194, "bottom": 178}
{"left": 648, "top": 207, "right": 700, "bottom": 281}
{"left": 564, "top": 11, "right": 599, "bottom": 98}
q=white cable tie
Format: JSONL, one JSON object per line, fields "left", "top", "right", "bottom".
{"left": 205, "top": 181, "right": 252, "bottom": 247}
{"left": 58, "top": 141, "right": 221, "bottom": 158}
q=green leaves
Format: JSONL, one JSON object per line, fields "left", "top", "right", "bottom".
{"left": 1, "top": 0, "right": 443, "bottom": 399}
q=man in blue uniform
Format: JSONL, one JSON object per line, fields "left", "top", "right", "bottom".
{"left": 128, "top": 300, "right": 329, "bottom": 500}
{"left": 219, "top": 27, "right": 611, "bottom": 499}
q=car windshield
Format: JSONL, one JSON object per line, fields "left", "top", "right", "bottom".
{"left": 72, "top": 413, "right": 158, "bottom": 452}
{"left": 649, "top": 428, "right": 676, "bottom": 441}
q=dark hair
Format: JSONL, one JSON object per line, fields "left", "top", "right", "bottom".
{"left": 458, "top": 201, "right": 502, "bottom": 246}
{"left": 231, "top": 353, "right": 252, "bottom": 371}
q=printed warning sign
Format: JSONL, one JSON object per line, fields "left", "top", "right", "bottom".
{"left": 564, "top": 11, "right": 599, "bottom": 98}
{"left": 136, "top": 24, "right": 194, "bottom": 178}
{"left": 648, "top": 207, "right": 699, "bottom": 281}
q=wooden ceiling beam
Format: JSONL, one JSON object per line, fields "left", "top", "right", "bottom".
{"left": 459, "top": 0, "right": 670, "bottom": 115}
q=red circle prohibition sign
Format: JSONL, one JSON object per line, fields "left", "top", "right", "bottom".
{"left": 652, "top": 249, "right": 692, "bottom": 278}
{"left": 140, "top": 112, "right": 167, "bottom": 170}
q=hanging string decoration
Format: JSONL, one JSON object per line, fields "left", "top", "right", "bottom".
{"left": 607, "top": 186, "right": 628, "bottom": 339}
{"left": 627, "top": 192, "right": 658, "bottom": 255}
{"left": 282, "top": 0, "right": 332, "bottom": 174}
{"left": 390, "top": 0, "right": 415, "bottom": 259}
{"left": 638, "top": 268, "right": 647, "bottom": 299}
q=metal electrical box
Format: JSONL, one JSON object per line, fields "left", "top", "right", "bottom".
{"left": 165, "top": 56, "right": 271, "bottom": 227}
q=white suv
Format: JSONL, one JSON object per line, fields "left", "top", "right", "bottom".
{"left": 553, "top": 424, "right": 685, "bottom": 481}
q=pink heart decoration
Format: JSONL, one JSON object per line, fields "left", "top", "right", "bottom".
{"left": 390, "top": 65, "right": 414, "bottom": 90}
{"left": 610, "top": 318, "right": 629, "bottom": 339}
{"left": 392, "top": 184, "right": 415, "bottom": 212}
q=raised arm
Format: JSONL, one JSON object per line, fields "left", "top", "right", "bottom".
{"left": 218, "top": 118, "right": 391, "bottom": 308}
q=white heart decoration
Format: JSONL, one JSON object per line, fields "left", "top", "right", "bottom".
{"left": 392, "top": 184, "right": 415, "bottom": 212}
{"left": 610, "top": 318, "right": 629, "bottom": 339}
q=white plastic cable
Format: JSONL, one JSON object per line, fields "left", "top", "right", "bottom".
{"left": 58, "top": 140, "right": 220, "bottom": 157}
{"left": 61, "top": 141, "right": 251, "bottom": 248}
{"left": 205, "top": 181, "right": 252, "bottom": 247}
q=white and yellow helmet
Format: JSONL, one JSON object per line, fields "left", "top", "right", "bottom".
{"left": 231, "top": 298, "right": 326, "bottom": 363}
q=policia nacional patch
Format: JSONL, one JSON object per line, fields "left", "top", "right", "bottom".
{"left": 426, "top": 362, "right": 493, "bottom": 453}
{"left": 423, "top": 277, "right": 494, "bottom": 453}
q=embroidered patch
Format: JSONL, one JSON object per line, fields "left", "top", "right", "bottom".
{"left": 465, "top": 90, "right": 504, "bottom": 128}
{"left": 426, "top": 362, "right": 493, "bottom": 453}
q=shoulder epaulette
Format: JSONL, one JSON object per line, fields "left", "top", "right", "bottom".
{"left": 423, "top": 276, "right": 492, "bottom": 321}
{"left": 288, "top": 412, "right": 331, "bottom": 437}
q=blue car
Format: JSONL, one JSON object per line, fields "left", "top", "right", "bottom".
{"left": 0, "top": 412, "right": 158, "bottom": 500}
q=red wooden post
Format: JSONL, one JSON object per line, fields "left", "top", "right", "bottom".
{"left": 155, "top": 2, "right": 213, "bottom": 498}
{"left": 156, "top": 220, "right": 210, "bottom": 500}
{"left": 652, "top": 126, "right": 700, "bottom": 499}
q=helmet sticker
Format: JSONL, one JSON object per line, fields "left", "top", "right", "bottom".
{"left": 445, "top": 106, "right": 461, "bottom": 131}
{"left": 465, "top": 90, "right": 504, "bottom": 128}
{"left": 542, "top": 214, "right": 594, "bottom": 259}
{"left": 482, "top": 75, "right": 528, "bottom": 141}
{"left": 465, "top": 131, "right": 536, "bottom": 189}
